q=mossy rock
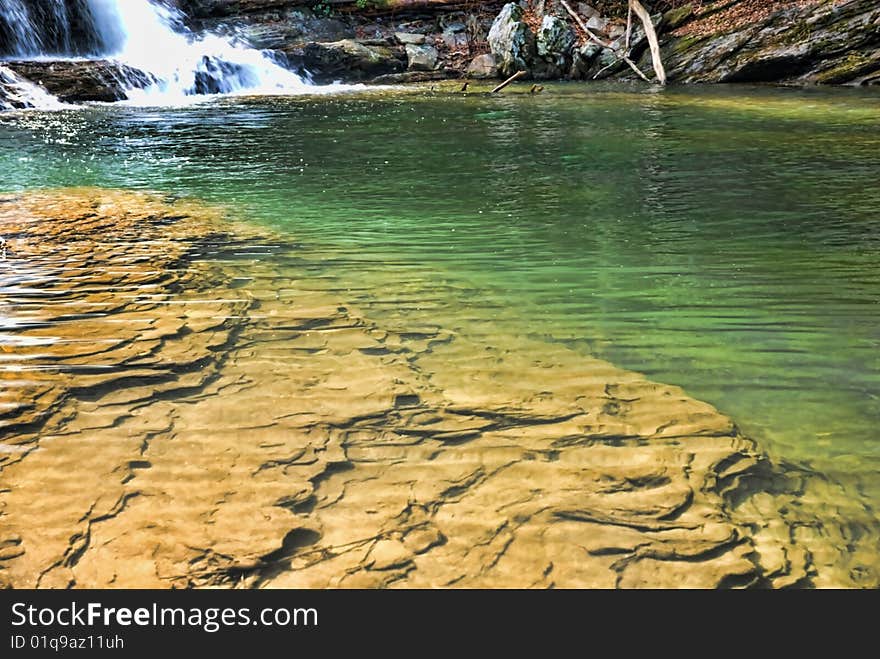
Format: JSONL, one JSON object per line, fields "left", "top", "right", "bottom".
{"left": 661, "top": 3, "right": 695, "bottom": 32}
{"left": 814, "top": 51, "right": 880, "bottom": 84}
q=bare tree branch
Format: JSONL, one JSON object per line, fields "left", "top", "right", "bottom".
{"left": 630, "top": 0, "right": 667, "bottom": 85}
{"left": 492, "top": 70, "right": 526, "bottom": 93}
{"left": 625, "top": 4, "right": 633, "bottom": 53}
{"left": 560, "top": 0, "right": 651, "bottom": 83}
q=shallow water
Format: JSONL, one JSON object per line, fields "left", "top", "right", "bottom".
{"left": 1, "top": 81, "right": 879, "bottom": 500}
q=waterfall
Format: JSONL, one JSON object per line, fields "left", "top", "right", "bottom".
{"left": 0, "top": 0, "right": 109, "bottom": 57}
{"left": 0, "top": 0, "right": 321, "bottom": 108}
{"left": 0, "top": 64, "right": 68, "bottom": 110}
{"left": 96, "top": 0, "right": 315, "bottom": 103}
{"left": 0, "top": 0, "right": 40, "bottom": 56}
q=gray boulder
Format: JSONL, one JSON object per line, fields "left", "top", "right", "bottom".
{"left": 466, "top": 53, "right": 499, "bottom": 79}
{"left": 590, "top": 48, "right": 625, "bottom": 79}
{"left": 570, "top": 44, "right": 602, "bottom": 79}
{"left": 537, "top": 16, "right": 576, "bottom": 58}
{"left": 441, "top": 23, "right": 469, "bottom": 50}
{"left": 577, "top": 3, "right": 600, "bottom": 19}
{"left": 210, "top": 10, "right": 353, "bottom": 50}
{"left": 406, "top": 44, "right": 439, "bottom": 71}
{"left": 396, "top": 32, "right": 426, "bottom": 45}
{"left": 586, "top": 16, "right": 609, "bottom": 33}
{"left": 535, "top": 15, "right": 576, "bottom": 78}
{"left": 488, "top": 3, "right": 536, "bottom": 77}
{"left": 287, "top": 40, "right": 406, "bottom": 83}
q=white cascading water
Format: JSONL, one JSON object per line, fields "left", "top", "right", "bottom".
{"left": 0, "top": 0, "right": 41, "bottom": 55}
{"left": 87, "top": 0, "right": 318, "bottom": 104}
{"left": 0, "top": 63, "right": 68, "bottom": 110}
{"left": 0, "top": 0, "right": 104, "bottom": 57}
{"left": 0, "top": 0, "right": 325, "bottom": 109}
{"left": 0, "top": 1, "right": 63, "bottom": 110}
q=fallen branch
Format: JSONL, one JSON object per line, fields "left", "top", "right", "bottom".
{"left": 491, "top": 70, "right": 525, "bottom": 93}
{"left": 592, "top": 58, "right": 620, "bottom": 80}
{"left": 630, "top": 0, "right": 667, "bottom": 85}
{"left": 559, "top": 0, "right": 612, "bottom": 49}
{"left": 559, "top": 0, "right": 650, "bottom": 83}
{"left": 625, "top": 4, "right": 633, "bottom": 52}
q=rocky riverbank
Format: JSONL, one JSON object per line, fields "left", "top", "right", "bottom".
{"left": 176, "top": 0, "right": 880, "bottom": 85}
{"left": 0, "top": 188, "right": 877, "bottom": 588}
{"left": 1, "top": 0, "right": 878, "bottom": 108}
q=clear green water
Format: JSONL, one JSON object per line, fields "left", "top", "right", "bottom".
{"left": 2, "top": 82, "right": 879, "bottom": 496}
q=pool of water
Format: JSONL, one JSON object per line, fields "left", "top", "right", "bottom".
{"left": 2, "top": 82, "right": 879, "bottom": 497}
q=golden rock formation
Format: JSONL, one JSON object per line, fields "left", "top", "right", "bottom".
{"left": 0, "top": 188, "right": 876, "bottom": 588}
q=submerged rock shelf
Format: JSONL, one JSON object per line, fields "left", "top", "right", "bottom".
{"left": 0, "top": 189, "right": 876, "bottom": 588}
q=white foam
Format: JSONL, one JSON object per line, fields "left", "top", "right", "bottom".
{"left": 1, "top": 0, "right": 355, "bottom": 108}
{"left": 0, "top": 65, "right": 70, "bottom": 111}
{"left": 89, "top": 0, "right": 330, "bottom": 103}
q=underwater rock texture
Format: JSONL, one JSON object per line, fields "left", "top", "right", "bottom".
{"left": 0, "top": 189, "right": 876, "bottom": 588}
